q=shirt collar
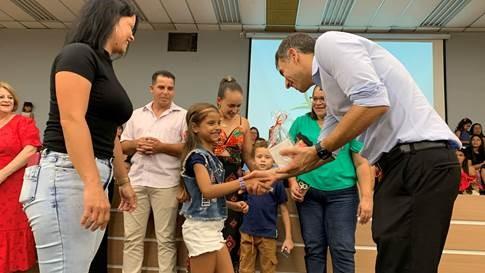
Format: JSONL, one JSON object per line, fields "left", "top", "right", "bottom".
{"left": 143, "top": 101, "right": 182, "bottom": 114}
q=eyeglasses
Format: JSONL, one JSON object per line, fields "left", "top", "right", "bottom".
{"left": 310, "top": 96, "right": 325, "bottom": 102}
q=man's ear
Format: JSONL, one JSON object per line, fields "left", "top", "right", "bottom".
{"left": 288, "top": 48, "right": 299, "bottom": 63}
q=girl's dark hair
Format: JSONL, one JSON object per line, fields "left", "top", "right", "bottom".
{"left": 66, "top": 0, "right": 139, "bottom": 52}
{"left": 250, "top": 127, "right": 260, "bottom": 139}
{"left": 469, "top": 123, "right": 484, "bottom": 137}
{"left": 457, "top": 149, "right": 470, "bottom": 174}
{"left": 470, "top": 134, "right": 485, "bottom": 158}
{"left": 180, "top": 103, "right": 219, "bottom": 164}
{"left": 455, "top": 117, "right": 472, "bottom": 132}
{"left": 217, "top": 76, "right": 243, "bottom": 98}
{"left": 22, "top": 101, "right": 33, "bottom": 110}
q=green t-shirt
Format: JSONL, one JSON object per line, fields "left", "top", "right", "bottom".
{"left": 288, "top": 113, "right": 363, "bottom": 191}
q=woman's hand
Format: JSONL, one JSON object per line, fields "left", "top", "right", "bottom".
{"left": 118, "top": 183, "right": 137, "bottom": 212}
{"left": 81, "top": 183, "right": 111, "bottom": 231}
{"left": 289, "top": 179, "right": 304, "bottom": 202}
{"left": 357, "top": 196, "right": 373, "bottom": 224}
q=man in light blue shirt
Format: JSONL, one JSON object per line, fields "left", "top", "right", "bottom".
{"left": 271, "top": 32, "right": 461, "bottom": 273}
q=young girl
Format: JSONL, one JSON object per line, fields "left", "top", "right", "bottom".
{"left": 456, "top": 149, "right": 480, "bottom": 195}
{"left": 180, "top": 103, "right": 263, "bottom": 273}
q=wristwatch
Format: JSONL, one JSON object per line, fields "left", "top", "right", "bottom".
{"left": 314, "top": 141, "right": 332, "bottom": 160}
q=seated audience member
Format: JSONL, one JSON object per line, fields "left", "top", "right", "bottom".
{"left": 466, "top": 135, "right": 485, "bottom": 171}
{"left": 20, "top": 101, "right": 34, "bottom": 119}
{"left": 470, "top": 123, "right": 485, "bottom": 144}
{"left": 456, "top": 149, "right": 480, "bottom": 195}
{"left": 239, "top": 140, "right": 294, "bottom": 273}
{"left": 455, "top": 117, "right": 473, "bottom": 146}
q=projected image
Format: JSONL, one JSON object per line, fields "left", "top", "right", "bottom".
{"left": 247, "top": 38, "right": 434, "bottom": 139}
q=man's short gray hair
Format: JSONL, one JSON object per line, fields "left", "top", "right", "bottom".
{"left": 275, "top": 33, "right": 316, "bottom": 68}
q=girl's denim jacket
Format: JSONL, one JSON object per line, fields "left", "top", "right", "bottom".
{"left": 180, "top": 148, "right": 227, "bottom": 220}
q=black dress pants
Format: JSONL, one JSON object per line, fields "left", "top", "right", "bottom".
{"left": 373, "top": 146, "right": 460, "bottom": 273}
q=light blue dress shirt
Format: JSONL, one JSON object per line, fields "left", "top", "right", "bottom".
{"left": 313, "top": 31, "right": 460, "bottom": 164}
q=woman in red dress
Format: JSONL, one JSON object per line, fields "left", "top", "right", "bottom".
{"left": 0, "top": 82, "right": 41, "bottom": 273}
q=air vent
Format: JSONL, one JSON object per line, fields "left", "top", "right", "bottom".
{"left": 10, "top": 0, "right": 57, "bottom": 21}
{"left": 168, "top": 33, "right": 198, "bottom": 52}
{"left": 212, "top": 0, "right": 240, "bottom": 24}
{"left": 420, "top": 0, "right": 471, "bottom": 27}
{"left": 321, "top": 0, "right": 355, "bottom": 26}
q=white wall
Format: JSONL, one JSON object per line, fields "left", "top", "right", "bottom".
{"left": 446, "top": 32, "right": 485, "bottom": 129}
{"left": 0, "top": 29, "right": 249, "bottom": 135}
{"left": 1, "top": 29, "right": 484, "bottom": 137}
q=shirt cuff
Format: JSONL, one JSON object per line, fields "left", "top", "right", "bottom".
{"left": 349, "top": 82, "right": 390, "bottom": 107}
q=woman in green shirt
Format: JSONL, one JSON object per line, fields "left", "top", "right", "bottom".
{"left": 288, "top": 86, "right": 373, "bottom": 273}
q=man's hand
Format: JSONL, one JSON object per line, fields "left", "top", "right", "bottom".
{"left": 118, "top": 183, "right": 137, "bottom": 212}
{"left": 278, "top": 146, "right": 327, "bottom": 177}
{"left": 136, "top": 137, "right": 163, "bottom": 155}
{"left": 357, "top": 195, "right": 373, "bottom": 224}
{"left": 243, "top": 176, "right": 273, "bottom": 195}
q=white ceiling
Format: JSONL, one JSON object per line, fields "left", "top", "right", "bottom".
{"left": 0, "top": 0, "right": 484, "bottom": 32}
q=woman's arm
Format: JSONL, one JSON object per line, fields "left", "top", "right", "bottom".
{"left": 468, "top": 160, "right": 477, "bottom": 176}
{"left": 0, "top": 145, "right": 37, "bottom": 184}
{"left": 241, "top": 118, "right": 255, "bottom": 170}
{"left": 112, "top": 136, "right": 136, "bottom": 212}
{"left": 56, "top": 71, "right": 110, "bottom": 231}
{"left": 352, "top": 152, "right": 373, "bottom": 224}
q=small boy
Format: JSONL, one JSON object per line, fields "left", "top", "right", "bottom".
{"left": 239, "top": 141, "right": 294, "bottom": 273}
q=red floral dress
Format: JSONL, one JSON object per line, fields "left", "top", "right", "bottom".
{"left": 0, "top": 115, "right": 40, "bottom": 273}
{"left": 214, "top": 121, "right": 245, "bottom": 270}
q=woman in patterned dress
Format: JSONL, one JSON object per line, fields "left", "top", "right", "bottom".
{"left": 214, "top": 76, "right": 254, "bottom": 272}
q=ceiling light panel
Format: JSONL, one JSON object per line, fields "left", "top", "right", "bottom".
{"left": 0, "top": 0, "right": 35, "bottom": 20}
{"left": 321, "top": 0, "right": 355, "bottom": 26}
{"left": 212, "top": 0, "right": 240, "bottom": 24}
{"left": 421, "top": 0, "right": 471, "bottom": 27}
{"left": 10, "top": 0, "right": 57, "bottom": 21}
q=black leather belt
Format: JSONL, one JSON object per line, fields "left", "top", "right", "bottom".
{"left": 377, "top": 141, "right": 449, "bottom": 174}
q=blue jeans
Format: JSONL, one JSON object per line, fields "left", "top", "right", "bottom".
{"left": 296, "top": 186, "right": 358, "bottom": 273}
{"left": 20, "top": 151, "right": 113, "bottom": 273}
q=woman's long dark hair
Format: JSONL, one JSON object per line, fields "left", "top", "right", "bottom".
{"left": 469, "top": 135, "right": 485, "bottom": 160}
{"left": 455, "top": 117, "right": 472, "bottom": 132}
{"left": 458, "top": 149, "right": 470, "bottom": 174}
{"left": 66, "top": 0, "right": 139, "bottom": 51}
{"left": 469, "top": 123, "right": 484, "bottom": 138}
